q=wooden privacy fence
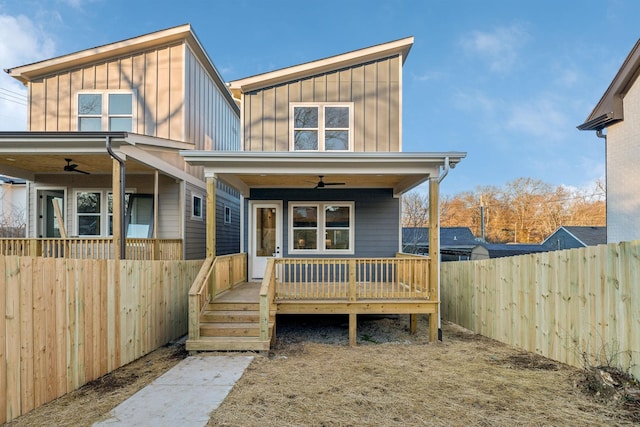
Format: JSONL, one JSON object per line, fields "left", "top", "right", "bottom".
{"left": 441, "top": 240, "right": 640, "bottom": 380}
{"left": 0, "top": 255, "right": 203, "bottom": 424}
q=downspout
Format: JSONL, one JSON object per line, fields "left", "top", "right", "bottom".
{"left": 437, "top": 156, "right": 450, "bottom": 184}
{"left": 596, "top": 129, "right": 607, "bottom": 243}
{"left": 106, "top": 135, "right": 127, "bottom": 260}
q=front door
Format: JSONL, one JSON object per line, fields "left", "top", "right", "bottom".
{"left": 250, "top": 202, "right": 281, "bottom": 279}
{"left": 38, "top": 189, "right": 65, "bottom": 238}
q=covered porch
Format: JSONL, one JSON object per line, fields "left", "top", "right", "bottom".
{"left": 0, "top": 131, "right": 204, "bottom": 260}
{"left": 183, "top": 150, "right": 465, "bottom": 351}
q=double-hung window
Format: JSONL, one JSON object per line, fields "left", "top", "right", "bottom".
{"left": 78, "top": 92, "right": 134, "bottom": 131}
{"left": 291, "top": 103, "right": 352, "bottom": 151}
{"left": 290, "top": 202, "right": 354, "bottom": 254}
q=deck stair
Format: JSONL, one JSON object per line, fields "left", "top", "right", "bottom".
{"left": 188, "top": 282, "right": 274, "bottom": 352}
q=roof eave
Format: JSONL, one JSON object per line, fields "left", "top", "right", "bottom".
{"left": 578, "top": 38, "right": 640, "bottom": 131}
{"left": 228, "top": 36, "right": 414, "bottom": 94}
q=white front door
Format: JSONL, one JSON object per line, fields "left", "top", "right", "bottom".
{"left": 250, "top": 202, "right": 282, "bottom": 279}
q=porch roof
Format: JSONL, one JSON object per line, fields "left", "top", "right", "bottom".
{"left": 0, "top": 131, "right": 203, "bottom": 187}
{"left": 181, "top": 151, "right": 466, "bottom": 197}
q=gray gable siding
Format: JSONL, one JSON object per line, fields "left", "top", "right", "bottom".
{"left": 246, "top": 188, "right": 399, "bottom": 257}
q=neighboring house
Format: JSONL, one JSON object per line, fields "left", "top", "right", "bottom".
{"left": 402, "top": 226, "right": 479, "bottom": 261}
{"left": 471, "top": 243, "right": 547, "bottom": 260}
{"left": 182, "top": 37, "right": 466, "bottom": 349}
{"left": 542, "top": 226, "right": 606, "bottom": 251}
{"left": 0, "top": 24, "right": 240, "bottom": 259}
{"left": 0, "top": 175, "right": 26, "bottom": 237}
{"left": 578, "top": 39, "right": 640, "bottom": 244}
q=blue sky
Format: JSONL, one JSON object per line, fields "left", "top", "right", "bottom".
{"left": 0, "top": 0, "right": 638, "bottom": 196}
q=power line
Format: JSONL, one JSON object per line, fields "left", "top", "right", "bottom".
{"left": 0, "top": 95, "right": 27, "bottom": 106}
{"left": 0, "top": 87, "right": 27, "bottom": 100}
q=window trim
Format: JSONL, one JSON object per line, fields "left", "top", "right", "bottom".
{"left": 191, "top": 193, "right": 204, "bottom": 220}
{"left": 289, "top": 102, "right": 354, "bottom": 152}
{"left": 224, "top": 205, "right": 232, "bottom": 224}
{"left": 288, "top": 201, "right": 355, "bottom": 255}
{"left": 76, "top": 90, "right": 136, "bottom": 132}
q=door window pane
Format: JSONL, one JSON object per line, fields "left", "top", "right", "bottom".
{"left": 256, "top": 207, "right": 276, "bottom": 256}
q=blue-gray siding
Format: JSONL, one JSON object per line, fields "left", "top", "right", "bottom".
{"left": 246, "top": 188, "right": 399, "bottom": 258}
{"left": 216, "top": 181, "right": 240, "bottom": 256}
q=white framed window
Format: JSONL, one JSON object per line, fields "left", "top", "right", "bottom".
{"left": 77, "top": 91, "right": 135, "bottom": 131}
{"left": 290, "top": 103, "right": 353, "bottom": 151}
{"left": 289, "top": 202, "right": 354, "bottom": 254}
{"left": 224, "top": 205, "right": 232, "bottom": 224}
{"left": 75, "top": 190, "right": 137, "bottom": 237}
{"left": 76, "top": 191, "right": 102, "bottom": 236}
{"left": 192, "top": 194, "right": 203, "bottom": 220}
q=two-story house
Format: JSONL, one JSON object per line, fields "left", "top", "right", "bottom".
{"left": 0, "top": 24, "right": 241, "bottom": 259}
{"left": 578, "top": 39, "right": 640, "bottom": 244}
{"left": 183, "top": 37, "right": 466, "bottom": 350}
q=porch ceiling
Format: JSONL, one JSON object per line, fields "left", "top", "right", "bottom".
{"left": 181, "top": 151, "right": 467, "bottom": 196}
{"left": 0, "top": 132, "right": 197, "bottom": 185}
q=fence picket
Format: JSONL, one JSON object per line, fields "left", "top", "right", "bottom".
{"left": 442, "top": 241, "right": 640, "bottom": 380}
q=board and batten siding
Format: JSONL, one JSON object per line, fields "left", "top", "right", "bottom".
{"left": 242, "top": 56, "right": 401, "bottom": 152}
{"left": 28, "top": 43, "right": 186, "bottom": 140}
{"left": 247, "top": 188, "right": 399, "bottom": 257}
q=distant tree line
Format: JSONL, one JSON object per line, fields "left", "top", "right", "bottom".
{"left": 403, "top": 177, "right": 605, "bottom": 244}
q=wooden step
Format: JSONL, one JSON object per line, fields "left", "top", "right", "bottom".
{"left": 205, "top": 302, "right": 260, "bottom": 311}
{"left": 201, "top": 310, "right": 260, "bottom": 323}
{"left": 186, "top": 336, "right": 271, "bottom": 352}
{"left": 200, "top": 322, "right": 263, "bottom": 337}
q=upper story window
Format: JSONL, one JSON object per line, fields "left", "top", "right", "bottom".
{"left": 291, "top": 103, "right": 353, "bottom": 151}
{"left": 78, "top": 92, "right": 134, "bottom": 131}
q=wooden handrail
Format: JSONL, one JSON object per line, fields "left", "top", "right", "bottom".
{"left": 188, "top": 257, "right": 215, "bottom": 341}
{"left": 259, "top": 258, "right": 276, "bottom": 342}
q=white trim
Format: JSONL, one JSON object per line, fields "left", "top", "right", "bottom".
{"left": 288, "top": 201, "right": 355, "bottom": 255}
{"left": 34, "top": 187, "right": 67, "bottom": 238}
{"left": 289, "top": 102, "right": 354, "bottom": 152}
{"left": 248, "top": 201, "right": 282, "bottom": 280}
{"left": 75, "top": 90, "right": 137, "bottom": 132}
{"left": 190, "top": 191, "right": 204, "bottom": 220}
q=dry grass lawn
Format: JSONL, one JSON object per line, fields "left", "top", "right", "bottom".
{"left": 5, "top": 314, "right": 639, "bottom": 426}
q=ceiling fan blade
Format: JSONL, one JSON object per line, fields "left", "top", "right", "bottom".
{"left": 324, "top": 182, "right": 345, "bottom": 186}
{"left": 74, "top": 169, "right": 91, "bottom": 175}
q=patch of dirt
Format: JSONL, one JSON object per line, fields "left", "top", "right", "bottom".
{"left": 5, "top": 316, "right": 639, "bottom": 427}
{"left": 4, "top": 340, "right": 188, "bottom": 427}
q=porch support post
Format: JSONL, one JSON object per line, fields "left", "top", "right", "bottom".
{"left": 349, "top": 313, "right": 357, "bottom": 346}
{"left": 206, "top": 176, "right": 217, "bottom": 258}
{"left": 112, "top": 158, "right": 123, "bottom": 260}
{"left": 428, "top": 177, "right": 440, "bottom": 342}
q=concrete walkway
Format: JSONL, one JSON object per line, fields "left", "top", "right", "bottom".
{"left": 94, "top": 355, "right": 253, "bottom": 427}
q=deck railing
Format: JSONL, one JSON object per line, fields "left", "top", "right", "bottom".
{"left": 0, "top": 238, "right": 182, "bottom": 260}
{"left": 259, "top": 259, "right": 277, "bottom": 342}
{"left": 273, "top": 256, "right": 431, "bottom": 301}
{"left": 188, "top": 252, "right": 247, "bottom": 341}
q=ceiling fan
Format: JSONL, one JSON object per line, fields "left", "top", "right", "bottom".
{"left": 314, "top": 175, "right": 345, "bottom": 189}
{"left": 64, "top": 158, "right": 90, "bottom": 175}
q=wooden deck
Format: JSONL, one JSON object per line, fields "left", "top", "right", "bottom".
{"left": 187, "top": 254, "right": 437, "bottom": 352}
